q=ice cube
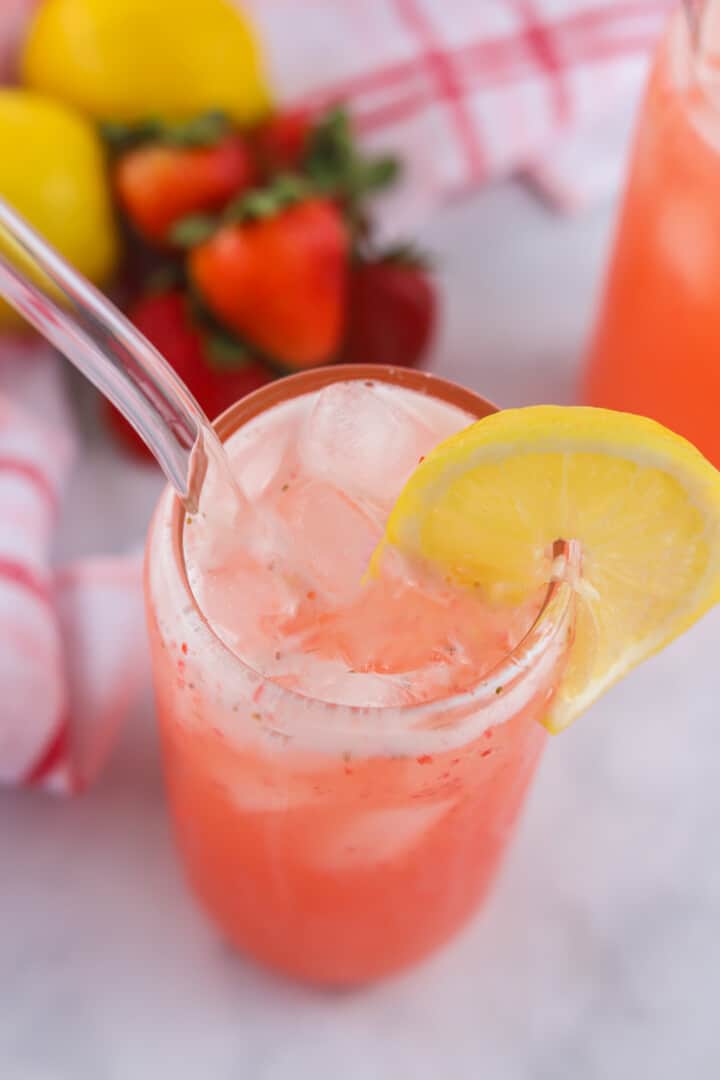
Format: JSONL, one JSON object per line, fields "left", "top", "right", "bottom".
{"left": 226, "top": 771, "right": 319, "bottom": 813}
{"left": 296, "top": 382, "right": 441, "bottom": 508}
{"left": 234, "top": 433, "right": 287, "bottom": 502}
{"left": 185, "top": 499, "right": 303, "bottom": 660}
{"left": 309, "top": 800, "right": 456, "bottom": 870}
{"left": 211, "top": 751, "right": 332, "bottom": 814}
{"left": 397, "top": 390, "right": 473, "bottom": 446}
{"left": 290, "top": 663, "right": 415, "bottom": 707}
{"left": 316, "top": 669, "right": 414, "bottom": 707}
{"left": 190, "top": 553, "right": 301, "bottom": 658}
{"left": 275, "top": 477, "right": 381, "bottom": 602}
{"left": 230, "top": 411, "right": 295, "bottom": 501}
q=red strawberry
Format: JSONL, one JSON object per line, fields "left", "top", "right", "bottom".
{"left": 105, "top": 291, "right": 272, "bottom": 459}
{"left": 342, "top": 254, "right": 436, "bottom": 368}
{"left": 114, "top": 134, "right": 257, "bottom": 246}
{"left": 254, "top": 108, "right": 313, "bottom": 176}
{"left": 190, "top": 198, "right": 348, "bottom": 369}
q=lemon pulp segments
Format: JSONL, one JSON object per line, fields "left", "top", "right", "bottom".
{"left": 382, "top": 406, "right": 720, "bottom": 731}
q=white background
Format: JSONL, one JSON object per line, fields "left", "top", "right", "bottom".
{"left": 3, "top": 182, "right": 720, "bottom": 1079}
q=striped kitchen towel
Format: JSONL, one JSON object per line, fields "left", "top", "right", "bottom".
{"left": 245, "top": 0, "right": 674, "bottom": 222}
{"left": 0, "top": 343, "right": 146, "bottom": 793}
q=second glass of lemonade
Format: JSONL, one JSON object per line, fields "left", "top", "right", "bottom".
{"left": 145, "top": 366, "right": 574, "bottom": 985}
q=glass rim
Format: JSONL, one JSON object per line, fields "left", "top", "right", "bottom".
{"left": 163, "top": 364, "right": 576, "bottom": 742}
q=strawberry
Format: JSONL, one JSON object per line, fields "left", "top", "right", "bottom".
{"left": 105, "top": 290, "right": 272, "bottom": 458}
{"left": 114, "top": 134, "right": 256, "bottom": 246}
{"left": 342, "top": 253, "right": 436, "bottom": 369}
{"left": 254, "top": 108, "right": 313, "bottom": 176}
{"left": 189, "top": 197, "right": 348, "bottom": 369}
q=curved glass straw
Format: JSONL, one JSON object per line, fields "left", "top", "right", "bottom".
{"left": 0, "top": 196, "right": 236, "bottom": 513}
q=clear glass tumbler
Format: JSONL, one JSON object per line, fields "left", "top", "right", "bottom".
{"left": 145, "top": 364, "right": 575, "bottom": 985}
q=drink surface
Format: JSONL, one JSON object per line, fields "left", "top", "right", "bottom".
{"left": 184, "top": 378, "right": 539, "bottom": 710}
{"left": 585, "top": 10, "right": 720, "bottom": 465}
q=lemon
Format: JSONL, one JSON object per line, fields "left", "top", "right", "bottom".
{"left": 21, "top": 0, "right": 271, "bottom": 125}
{"left": 379, "top": 406, "right": 720, "bottom": 732}
{"left": 0, "top": 90, "right": 117, "bottom": 327}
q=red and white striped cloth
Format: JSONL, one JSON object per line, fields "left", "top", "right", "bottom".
{"left": 246, "top": 0, "right": 674, "bottom": 218}
{"left": 0, "top": 344, "right": 146, "bottom": 794}
{"left": 0, "top": 0, "right": 673, "bottom": 792}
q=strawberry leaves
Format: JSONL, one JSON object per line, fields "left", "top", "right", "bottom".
{"left": 101, "top": 110, "right": 232, "bottom": 153}
{"left": 305, "top": 106, "right": 400, "bottom": 201}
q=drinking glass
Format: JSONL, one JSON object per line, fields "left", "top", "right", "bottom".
{"left": 145, "top": 364, "right": 576, "bottom": 985}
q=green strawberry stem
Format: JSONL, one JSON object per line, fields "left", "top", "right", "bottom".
{"left": 170, "top": 214, "right": 220, "bottom": 248}
{"left": 203, "top": 332, "right": 255, "bottom": 372}
{"left": 224, "top": 173, "right": 310, "bottom": 222}
{"left": 305, "top": 105, "right": 400, "bottom": 203}
{"left": 100, "top": 110, "right": 232, "bottom": 153}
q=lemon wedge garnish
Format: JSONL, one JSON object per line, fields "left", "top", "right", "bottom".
{"left": 379, "top": 406, "right": 720, "bottom": 731}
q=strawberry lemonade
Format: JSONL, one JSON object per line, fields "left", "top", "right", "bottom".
{"left": 145, "top": 367, "right": 574, "bottom": 984}
{"left": 584, "top": 5, "right": 720, "bottom": 464}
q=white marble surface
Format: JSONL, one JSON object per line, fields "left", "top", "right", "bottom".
{"left": 5, "top": 182, "right": 720, "bottom": 1080}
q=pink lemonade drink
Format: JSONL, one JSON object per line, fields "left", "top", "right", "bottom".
{"left": 145, "top": 366, "right": 574, "bottom": 985}
{"left": 585, "top": 5, "right": 720, "bottom": 465}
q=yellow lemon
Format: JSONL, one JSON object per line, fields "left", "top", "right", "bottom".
{"left": 378, "top": 406, "right": 720, "bottom": 731}
{"left": 21, "top": 0, "right": 271, "bottom": 124}
{"left": 0, "top": 90, "right": 117, "bottom": 327}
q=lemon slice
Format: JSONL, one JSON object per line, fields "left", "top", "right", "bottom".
{"left": 378, "top": 406, "right": 720, "bottom": 731}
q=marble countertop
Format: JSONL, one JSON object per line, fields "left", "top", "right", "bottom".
{"left": 4, "top": 182, "right": 720, "bottom": 1080}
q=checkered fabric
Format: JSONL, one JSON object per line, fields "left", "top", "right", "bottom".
{"left": 245, "top": 0, "right": 673, "bottom": 218}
